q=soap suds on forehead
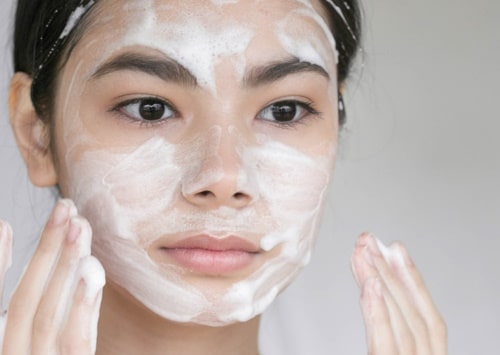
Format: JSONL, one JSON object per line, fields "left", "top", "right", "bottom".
{"left": 89, "top": 0, "right": 340, "bottom": 95}
{"left": 120, "top": 2, "right": 253, "bottom": 94}
{"left": 283, "top": 5, "right": 339, "bottom": 65}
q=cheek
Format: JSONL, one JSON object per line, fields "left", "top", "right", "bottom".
{"left": 66, "top": 138, "right": 182, "bottom": 242}
{"left": 243, "top": 139, "right": 335, "bottom": 252}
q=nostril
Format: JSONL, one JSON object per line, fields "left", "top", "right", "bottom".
{"left": 233, "top": 192, "right": 247, "bottom": 200}
{"left": 197, "top": 191, "right": 213, "bottom": 197}
{"left": 186, "top": 188, "right": 252, "bottom": 208}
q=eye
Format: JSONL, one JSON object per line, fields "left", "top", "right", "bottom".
{"left": 257, "top": 100, "right": 318, "bottom": 124}
{"left": 115, "top": 98, "right": 176, "bottom": 122}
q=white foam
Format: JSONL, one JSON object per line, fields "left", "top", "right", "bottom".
{"left": 375, "top": 238, "right": 406, "bottom": 267}
{"left": 77, "top": 256, "right": 106, "bottom": 303}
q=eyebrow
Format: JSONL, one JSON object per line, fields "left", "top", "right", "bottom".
{"left": 90, "top": 53, "right": 329, "bottom": 88}
{"left": 243, "top": 58, "right": 330, "bottom": 87}
{"left": 90, "top": 52, "right": 198, "bottom": 87}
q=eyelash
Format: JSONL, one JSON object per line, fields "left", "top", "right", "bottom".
{"left": 111, "top": 97, "right": 178, "bottom": 127}
{"left": 110, "top": 97, "right": 322, "bottom": 128}
{"left": 256, "top": 99, "right": 322, "bottom": 128}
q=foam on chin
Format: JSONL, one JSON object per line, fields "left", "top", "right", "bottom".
{"left": 67, "top": 129, "right": 334, "bottom": 326}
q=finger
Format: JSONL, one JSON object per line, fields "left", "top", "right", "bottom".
{"left": 60, "top": 256, "right": 105, "bottom": 355}
{"left": 31, "top": 217, "right": 92, "bottom": 354}
{"left": 3, "top": 199, "right": 77, "bottom": 355}
{"left": 0, "top": 221, "right": 13, "bottom": 299}
{"left": 391, "top": 243, "right": 447, "bottom": 355}
{"left": 0, "top": 221, "right": 13, "bottom": 351}
{"left": 360, "top": 277, "right": 398, "bottom": 355}
{"left": 379, "top": 276, "right": 418, "bottom": 353}
{"left": 351, "top": 233, "right": 378, "bottom": 287}
{"left": 367, "top": 237, "right": 434, "bottom": 354}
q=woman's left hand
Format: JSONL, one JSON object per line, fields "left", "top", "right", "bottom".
{"left": 351, "top": 233, "right": 447, "bottom": 355}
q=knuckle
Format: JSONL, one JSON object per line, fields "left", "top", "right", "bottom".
{"left": 412, "top": 316, "right": 430, "bottom": 338}
{"left": 430, "top": 316, "right": 448, "bottom": 340}
{"left": 59, "top": 336, "right": 88, "bottom": 355}
{"left": 399, "top": 333, "right": 417, "bottom": 353}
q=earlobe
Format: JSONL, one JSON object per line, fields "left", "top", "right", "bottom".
{"left": 9, "top": 72, "right": 58, "bottom": 187}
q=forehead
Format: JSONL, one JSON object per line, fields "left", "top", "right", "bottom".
{"left": 91, "top": 0, "right": 329, "bottom": 25}
{"left": 64, "top": 0, "right": 338, "bottom": 91}
{"left": 79, "top": 0, "right": 334, "bottom": 56}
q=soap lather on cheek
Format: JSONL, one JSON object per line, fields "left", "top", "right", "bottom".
{"left": 66, "top": 129, "right": 334, "bottom": 325}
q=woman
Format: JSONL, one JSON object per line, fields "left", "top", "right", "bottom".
{"left": 1, "top": 0, "right": 446, "bottom": 353}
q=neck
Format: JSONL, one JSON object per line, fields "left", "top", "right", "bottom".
{"left": 96, "top": 283, "right": 261, "bottom": 355}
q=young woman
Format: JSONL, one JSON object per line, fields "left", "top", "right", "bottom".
{"left": 1, "top": 0, "right": 446, "bottom": 353}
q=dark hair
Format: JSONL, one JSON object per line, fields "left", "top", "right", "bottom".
{"left": 13, "top": 0, "right": 361, "bottom": 122}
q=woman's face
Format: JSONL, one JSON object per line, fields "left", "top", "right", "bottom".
{"left": 52, "top": 0, "right": 339, "bottom": 326}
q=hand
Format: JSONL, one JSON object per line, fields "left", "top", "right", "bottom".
{"left": 0, "top": 199, "right": 106, "bottom": 355}
{"left": 351, "top": 233, "right": 447, "bottom": 355}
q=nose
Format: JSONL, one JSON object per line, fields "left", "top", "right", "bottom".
{"left": 181, "top": 128, "right": 255, "bottom": 210}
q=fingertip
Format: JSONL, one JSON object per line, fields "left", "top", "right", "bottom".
{"left": 48, "top": 200, "right": 71, "bottom": 226}
{"left": 59, "top": 199, "right": 78, "bottom": 218}
{"left": 0, "top": 220, "right": 13, "bottom": 238}
{"left": 391, "top": 241, "right": 414, "bottom": 267}
{"left": 0, "top": 220, "right": 13, "bottom": 270}
{"left": 355, "top": 232, "right": 374, "bottom": 247}
{"left": 68, "top": 217, "right": 93, "bottom": 257}
{"left": 352, "top": 234, "right": 379, "bottom": 287}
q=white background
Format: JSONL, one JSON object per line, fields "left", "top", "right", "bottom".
{"left": 1, "top": 0, "right": 499, "bottom": 354}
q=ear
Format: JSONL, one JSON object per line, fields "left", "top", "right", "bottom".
{"left": 9, "top": 73, "right": 58, "bottom": 187}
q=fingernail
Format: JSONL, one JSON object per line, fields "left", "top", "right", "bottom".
{"left": 50, "top": 200, "right": 70, "bottom": 226}
{"left": 77, "top": 218, "right": 92, "bottom": 257}
{"left": 60, "top": 199, "right": 78, "bottom": 218}
{"left": 367, "top": 235, "right": 383, "bottom": 257}
{"left": 78, "top": 256, "right": 106, "bottom": 303}
{"left": 67, "top": 217, "right": 82, "bottom": 243}
{"left": 68, "top": 217, "right": 92, "bottom": 257}
{"left": 355, "top": 232, "right": 372, "bottom": 247}
{"left": 362, "top": 245, "right": 374, "bottom": 267}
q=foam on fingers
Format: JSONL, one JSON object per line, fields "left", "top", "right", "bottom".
{"left": 78, "top": 256, "right": 105, "bottom": 353}
{"left": 77, "top": 256, "right": 106, "bottom": 303}
{"left": 374, "top": 236, "right": 406, "bottom": 269}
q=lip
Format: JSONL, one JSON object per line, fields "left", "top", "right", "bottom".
{"left": 158, "top": 234, "right": 260, "bottom": 275}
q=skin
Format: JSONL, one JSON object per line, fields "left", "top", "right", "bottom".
{"left": 2, "top": 0, "right": 446, "bottom": 354}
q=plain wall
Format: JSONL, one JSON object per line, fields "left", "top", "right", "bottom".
{"left": 1, "top": 0, "right": 499, "bottom": 354}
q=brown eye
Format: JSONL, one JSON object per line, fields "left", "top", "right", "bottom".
{"left": 257, "top": 100, "right": 316, "bottom": 123}
{"left": 118, "top": 98, "right": 175, "bottom": 121}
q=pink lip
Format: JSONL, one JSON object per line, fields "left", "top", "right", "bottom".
{"left": 160, "top": 235, "right": 260, "bottom": 275}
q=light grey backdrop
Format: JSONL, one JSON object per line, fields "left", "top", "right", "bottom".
{"left": 1, "top": 0, "right": 499, "bottom": 354}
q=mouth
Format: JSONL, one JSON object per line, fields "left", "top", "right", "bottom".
{"left": 157, "top": 234, "right": 261, "bottom": 275}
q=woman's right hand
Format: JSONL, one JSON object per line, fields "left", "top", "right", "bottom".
{"left": 0, "top": 199, "right": 105, "bottom": 355}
